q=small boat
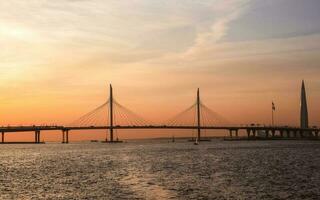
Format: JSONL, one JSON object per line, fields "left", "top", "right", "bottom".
{"left": 194, "top": 138, "right": 199, "bottom": 145}
{"left": 90, "top": 140, "right": 98, "bottom": 142}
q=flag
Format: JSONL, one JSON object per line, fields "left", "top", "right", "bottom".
{"left": 272, "top": 102, "right": 276, "bottom": 111}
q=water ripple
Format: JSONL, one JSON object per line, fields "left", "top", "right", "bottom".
{"left": 0, "top": 140, "right": 319, "bottom": 199}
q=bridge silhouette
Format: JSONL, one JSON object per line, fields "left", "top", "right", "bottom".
{"left": 0, "top": 84, "right": 319, "bottom": 143}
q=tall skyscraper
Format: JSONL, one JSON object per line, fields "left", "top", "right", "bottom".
{"left": 300, "top": 80, "right": 309, "bottom": 128}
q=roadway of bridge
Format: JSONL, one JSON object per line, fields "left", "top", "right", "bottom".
{"left": 0, "top": 125, "right": 319, "bottom": 133}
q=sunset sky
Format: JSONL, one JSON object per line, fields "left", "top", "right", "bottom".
{"left": 1, "top": 0, "right": 320, "bottom": 140}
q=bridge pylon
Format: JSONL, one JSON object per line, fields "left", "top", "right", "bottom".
{"left": 197, "top": 88, "right": 201, "bottom": 141}
{"left": 108, "top": 84, "right": 114, "bottom": 142}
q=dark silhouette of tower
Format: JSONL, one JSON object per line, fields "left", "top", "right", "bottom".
{"left": 300, "top": 80, "right": 309, "bottom": 129}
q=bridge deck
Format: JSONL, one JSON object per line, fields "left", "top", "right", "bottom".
{"left": 0, "top": 125, "right": 318, "bottom": 132}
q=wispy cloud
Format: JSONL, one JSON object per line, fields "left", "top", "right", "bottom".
{"left": 186, "top": 0, "right": 251, "bottom": 54}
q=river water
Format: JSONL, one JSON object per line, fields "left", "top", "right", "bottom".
{"left": 0, "top": 139, "right": 319, "bottom": 199}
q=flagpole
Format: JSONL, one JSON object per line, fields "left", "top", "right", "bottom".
{"left": 272, "top": 101, "right": 275, "bottom": 126}
{"left": 272, "top": 107, "right": 274, "bottom": 126}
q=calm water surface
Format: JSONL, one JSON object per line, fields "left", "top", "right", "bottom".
{"left": 0, "top": 139, "right": 319, "bottom": 199}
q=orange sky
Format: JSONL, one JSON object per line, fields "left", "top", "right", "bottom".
{"left": 1, "top": 1, "right": 320, "bottom": 141}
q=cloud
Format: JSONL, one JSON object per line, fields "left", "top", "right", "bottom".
{"left": 184, "top": 0, "right": 251, "bottom": 56}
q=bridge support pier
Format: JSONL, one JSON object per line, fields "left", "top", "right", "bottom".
{"left": 299, "top": 130, "right": 304, "bottom": 138}
{"left": 246, "top": 129, "right": 251, "bottom": 138}
{"left": 109, "top": 128, "right": 114, "bottom": 143}
{"left": 62, "top": 131, "right": 65, "bottom": 143}
{"left": 271, "top": 130, "right": 275, "bottom": 137}
{"left": 252, "top": 129, "right": 256, "bottom": 138}
{"left": 293, "top": 130, "right": 297, "bottom": 138}
{"left": 62, "top": 130, "right": 69, "bottom": 143}
{"left": 229, "top": 129, "right": 239, "bottom": 138}
{"left": 66, "top": 130, "right": 69, "bottom": 143}
{"left": 315, "top": 131, "right": 319, "bottom": 138}
{"left": 38, "top": 131, "right": 41, "bottom": 143}
{"left": 34, "top": 130, "right": 40, "bottom": 143}
{"left": 2, "top": 132, "right": 4, "bottom": 143}
{"left": 286, "top": 130, "right": 290, "bottom": 138}
{"left": 280, "top": 130, "right": 284, "bottom": 138}
{"left": 265, "top": 130, "right": 270, "bottom": 138}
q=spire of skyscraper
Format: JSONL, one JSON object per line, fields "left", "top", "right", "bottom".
{"left": 300, "top": 80, "right": 309, "bottom": 128}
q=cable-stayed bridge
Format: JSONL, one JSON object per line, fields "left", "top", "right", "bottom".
{"left": 0, "top": 84, "right": 319, "bottom": 143}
